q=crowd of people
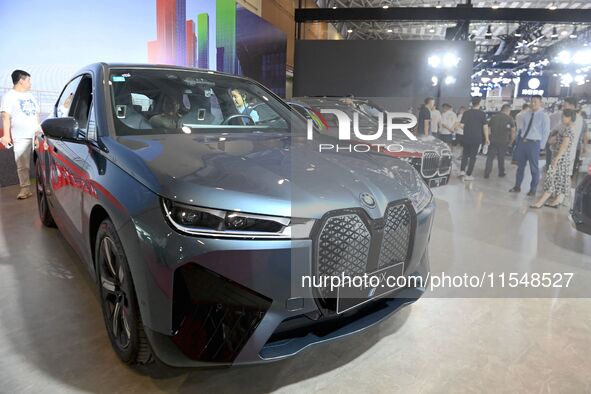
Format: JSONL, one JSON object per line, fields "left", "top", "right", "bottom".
{"left": 417, "top": 94, "right": 589, "bottom": 208}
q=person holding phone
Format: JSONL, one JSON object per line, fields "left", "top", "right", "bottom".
{"left": 0, "top": 70, "right": 41, "bottom": 199}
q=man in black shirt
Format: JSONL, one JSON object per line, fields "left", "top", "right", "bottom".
{"left": 417, "top": 97, "right": 434, "bottom": 136}
{"left": 459, "top": 96, "right": 489, "bottom": 181}
{"left": 485, "top": 104, "right": 515, "bottom": 178}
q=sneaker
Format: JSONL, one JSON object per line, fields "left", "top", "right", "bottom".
{"left": 527, "top": 190, "right": 536, "bottom": 197}
{"left": 484, "top": 174, "right": 490, "bottom": 179}
{"left": 463, "top": 175, "right": 474, "bottom": 181}
{"left": 459, "top": 171, "right": 466, "bottom": 177}
{"left": 509, "top": 187, "right": 521, "bottom": 193}
{"left": 17, "top": 188, "right": 32, "bottom": 200}
{"left": 499, "top": 173, "right": 506, "bottom": 177}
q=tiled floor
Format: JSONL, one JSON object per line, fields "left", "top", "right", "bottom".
{"left": 1, "top": 156, "right": 591, "bottom": 393}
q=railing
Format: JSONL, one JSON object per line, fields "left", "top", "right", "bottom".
{"left": 0, "top": 88, "right": 60, "bottom": 118}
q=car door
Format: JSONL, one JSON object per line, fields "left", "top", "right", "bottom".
{"left": 45, "top": 75, "right": 92, "bottom": 255}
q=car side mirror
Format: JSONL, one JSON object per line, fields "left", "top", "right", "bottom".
{"left": 41, "top": 117, "right": 80, "bottom": 142}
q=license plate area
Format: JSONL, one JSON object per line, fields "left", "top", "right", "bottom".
{"left": 429, "top": 176, "right": 447, "bottom": 187}
{"left": 336, "top": 262, "right": 405, "bottom": 314}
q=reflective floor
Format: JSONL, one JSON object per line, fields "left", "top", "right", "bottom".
{"left": 1, "top": 156, "right": 591, "bottom": 393}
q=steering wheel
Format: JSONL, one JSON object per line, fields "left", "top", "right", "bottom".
{"left": 222, "top": 114, "right": 255, "bottom": 125}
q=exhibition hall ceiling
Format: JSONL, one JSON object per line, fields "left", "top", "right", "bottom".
{"left": 307, "top": 1, "right": 591, "bottom": 71}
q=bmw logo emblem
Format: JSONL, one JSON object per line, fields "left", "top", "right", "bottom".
{"left": 360, "top": 192, "right": 376, "bottom": 209}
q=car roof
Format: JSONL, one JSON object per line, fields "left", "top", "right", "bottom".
{"left": 75, "top": 62, "right": 251, "bottom": 81}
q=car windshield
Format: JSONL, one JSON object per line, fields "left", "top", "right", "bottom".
{"left": 108, "top": 68, "right": 297, "bottom": 136}
{"left": 297, "top": 99, "right": 378, "bottom": 128}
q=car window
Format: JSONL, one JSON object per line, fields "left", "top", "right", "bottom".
{"left": 87, "top": 102, "right": 97, "bottom": 141}
{"left": 131, "top": 93, "right": 152, "bottom": 111}
{"left": 56, "top": 76, "right": 82, "bottom": 118}
{"left": 109, "top": 69, "right": 296, "bottom": 136}
{"left": 70, "top": 76, "right": 93, "bottom": 136}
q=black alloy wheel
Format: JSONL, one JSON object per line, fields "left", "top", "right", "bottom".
{"left": 35, "top": 160, "right": 56, "bottom": 227}
{"left": 95, "top": 219, "right": 153, "bottom": 365}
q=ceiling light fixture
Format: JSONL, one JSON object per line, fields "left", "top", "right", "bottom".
{"left": 551, "top": 27, "right": 558, "bottom": 39}
{"left": 492, "top": 1, "right": 499, "bottom": 9}
{"left": 347, "top": 29, "right": 353, "bottom": 33}
{"left": 485, "top": 25, "right": 493, "bottom": 39}
{"left": 436, "top": 1, "right": 443, "bottom": 8}
{"left": 548, "top": 2, "right": 557, "bottom": 10}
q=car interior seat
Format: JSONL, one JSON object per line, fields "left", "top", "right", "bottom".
{"left": 114, "top": 90, "right": 152, "bottom": 130}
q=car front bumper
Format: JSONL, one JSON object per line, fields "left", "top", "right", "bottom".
{"left": 117, "top": 199, "right": 435, "bottom": 367}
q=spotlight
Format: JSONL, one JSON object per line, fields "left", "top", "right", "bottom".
{"left": 444, "top": 75, "right": 456, "bottom": 85}
{"left": 332, "top": 6, "right": 337, "bottom": 9}
{"left": 428, "top": 55, "right": 441, "bottom": 68}
{"left": 561, "top": 73, "right": 574, "bottom": 86}
{"left": 485, "top": 25, "right": 493, "bottom": 39}
{"left": 443, "top": 53, "right": 460, "bottom": 68}
{"left": 573, "top": 50, "right": 591, "bottom": 65}
{"left": 570, "top": 27, "right": 578, "bottom": 39}
{"left": 383, "top": 5, "right": 389, "bottom": 9}
{"left": 558, "top": 50, "right": 572, "bottom": 64}
{"left": 515, "top": 31, "right": 522, "bottom": 37}
{"left": 429, "top": 26, "right": 436, "bottom": 33}
{"left": 347, "top": 29, "right": 353, "bottom": 33}
{"left": 492, "top": 1, "right": 499, "bottom": 9}
{"left": 387, "top": 29, "right": 393, "bottom": 33}
{"left": 431, "top": 76, "right": 439, "bottom": 86}
{"left": 436, "top": 1, "right": 442, "bottom": 8}
{"left": 548, "top": 2, "right": 557, "bottom": 10}
{"left": 551, "top": 27, "right": 558, "bottom": 39}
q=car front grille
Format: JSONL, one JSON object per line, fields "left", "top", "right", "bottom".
{"left": 421, "top": 151, "right": 439, "bottom": 178}
{"left": 313, "top": 201, "right": 415, "bottom": 312}
{"left": 317, "top": 214, "right": 371, "bottom": 281}
{"left": 377, "top": 204, "right": 412, "bottom": 269}
{"left": 439, "top": 149, "right": 453, "bottom": 175}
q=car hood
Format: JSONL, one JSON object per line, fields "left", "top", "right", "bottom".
{"left": 103, "top": 133, "right": 423, "bottom": 219}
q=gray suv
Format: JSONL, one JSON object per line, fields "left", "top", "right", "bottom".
{"left": 35, "top": 63, "right": 434, "bottom": 367}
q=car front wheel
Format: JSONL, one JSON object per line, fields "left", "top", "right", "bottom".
{"left": 35, "top": 159, "right": 56, "bottom": 227}
{"left": 95, "top": 219, "right": 153, "bottom": 365}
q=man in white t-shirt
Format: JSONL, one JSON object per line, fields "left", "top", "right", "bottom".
{"left": 439, "top": 103, "right": 458, "bottom": 146}
{"left": 1, "top": 70, "right": 41, "bottom": 199}
{"left": 430, "top": 105, "right": 442, "bottom": 136}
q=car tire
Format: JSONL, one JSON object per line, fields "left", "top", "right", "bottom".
{"left": 35, "top": 159, "right": 56, "bottom": 227}
{"left": 95, "top": 219, "right": 153, "bottom": 365}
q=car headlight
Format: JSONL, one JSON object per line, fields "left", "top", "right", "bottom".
{"left": 409, "top": 178, "right": 433, "bottom": 213}
{"left": 161, "top": 198, "right": 314, "bottom": 239}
